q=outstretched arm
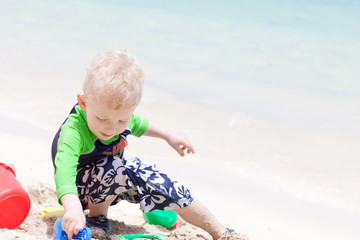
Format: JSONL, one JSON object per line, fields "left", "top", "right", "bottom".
{"left": 143, "top": 122, "right": 195, "bottom": 156}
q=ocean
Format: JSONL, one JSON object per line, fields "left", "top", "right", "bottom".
{"left": 0, "top": 0, "right": 359, "bottom": 239}
{"left": 1, "top": 0, "right": 359, "bottom": 134}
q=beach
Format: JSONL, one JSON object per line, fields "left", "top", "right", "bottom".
{"left": 1, "top": 89, "right": 359, "bottom": 239}
{"left": 1, "top": 0, "right": 360, "bottom": 239}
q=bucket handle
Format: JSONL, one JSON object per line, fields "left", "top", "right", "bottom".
{"left": 0, "top": 163, "right": 16, "bottom": 176}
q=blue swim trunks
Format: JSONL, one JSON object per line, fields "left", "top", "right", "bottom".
{"left": 76, "top": 156, "right": 194, "bottom": 212}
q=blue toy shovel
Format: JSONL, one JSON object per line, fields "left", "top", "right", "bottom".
{"left": 54, "top": 217, "right": 92, "bottom": 240}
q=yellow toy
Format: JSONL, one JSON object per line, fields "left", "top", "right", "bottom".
{"left": 41, "top": 207, "right": 89, "bottom": 218}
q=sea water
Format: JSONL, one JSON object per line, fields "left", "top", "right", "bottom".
{"left": 0, "top": 0, "right": 359, "bottom": 238}
{"left": 1, "top": 0, "right": 359, "bottom": 134}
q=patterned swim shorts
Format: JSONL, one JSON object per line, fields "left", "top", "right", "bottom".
{"left": 76, "top": 156, "right": 194, "bottom": 212}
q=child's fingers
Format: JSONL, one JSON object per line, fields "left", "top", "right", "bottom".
{"left": 73, "top": 222, "right": 83, "bottom": 236}
{"left": 68, "top": 221, "right": 83, "bottom": 239}
{"left": 168, "top": 134, "right": 195, "bottom": 156}
{"left": 65, "top": 223, "right": 75, "bottom": 240}
{"left": 182, "top": 140, "right": 195, "bottom": 154}
{"left": 62, "top": 216, "right": 83, "bottom": 240}
{"left": 180, "top": 145, "right": 192, "bottom": 154}
{"left": 187, "top": 144, "right": 195, "bottom": 154}
{"left": 174, "top": 145, "right": 185, "bottom": 156}
{"left": 178, "top": 144, "right": 194, "bottom": 156}
{"left": 62, "top": 218, "right": 71, "bottom": 237}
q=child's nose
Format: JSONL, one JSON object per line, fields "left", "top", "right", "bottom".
{"left": 106, "top": 122, "right": 120, "bottom": 133}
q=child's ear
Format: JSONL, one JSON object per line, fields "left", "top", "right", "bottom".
{"left": 77, "top": 94, "right": 87, "bottom": 110}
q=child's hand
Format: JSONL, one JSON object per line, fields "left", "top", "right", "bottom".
{"left": 60, "top": 194, "right": 86, "bottom": 240}
{"left": 144, "top": 122, "right": 195, "bottom": 156}
{"left": 166, "top": 131, "right": 195, "bottom": 157}
{"left": 62, "top": 211, "right": 86, "bottom": 239}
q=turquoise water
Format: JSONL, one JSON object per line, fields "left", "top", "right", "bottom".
{"left": 1, "top": 0, "right": 359, "bottom": 135}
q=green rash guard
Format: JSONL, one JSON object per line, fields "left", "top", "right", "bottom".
{"left": 51, "top": 104, "right": 149, "bottom": 203}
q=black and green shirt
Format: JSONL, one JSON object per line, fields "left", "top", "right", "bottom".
{"left": 51, "top": 104, "right": 149, "bottom": 202}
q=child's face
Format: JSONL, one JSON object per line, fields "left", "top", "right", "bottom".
{"left": 79, "top": 95, "right": 135, "bottom": 140}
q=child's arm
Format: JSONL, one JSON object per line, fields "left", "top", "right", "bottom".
{"left": 144, "top": 122, "right": 195, "bottom": 156}
{"left": 60, "top": 193, "right": 86, "bottom": 240}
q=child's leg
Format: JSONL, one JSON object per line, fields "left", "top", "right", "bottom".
{"left": 77, "top": 156, "right": 129, "bottom": 239}
{"left": 173, "top": 199, "right": 227, "bottom": 240}
{"left": 87, "top": 195, "right": 117, "bottom": 218}
{"left": 122, "top": 157, "right": 248, "bottom": 239}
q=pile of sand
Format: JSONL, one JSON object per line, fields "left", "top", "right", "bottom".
{"left": 0, "top": 180, "right": 211, "bottom": 240}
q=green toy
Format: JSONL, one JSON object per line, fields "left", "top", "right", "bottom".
{"left": 114, "top": 211, "right": 181, "bottom": 239}
{"left": 114, "top": 233, "right": 166, "bottom": 239}
{"left": 143, "top": 210, "right": 181, "bottom": 229}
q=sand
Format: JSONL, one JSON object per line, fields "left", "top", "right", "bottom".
{"left": 0, "top": 180, "right": 212, "bottom": 240}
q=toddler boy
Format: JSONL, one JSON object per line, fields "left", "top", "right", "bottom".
{"left": 51, "top": 49, "right": 248, "bottom": 240}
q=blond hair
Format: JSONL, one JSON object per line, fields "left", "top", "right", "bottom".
{"left": 83, "top": 49, "right": 144, "bottom": 109}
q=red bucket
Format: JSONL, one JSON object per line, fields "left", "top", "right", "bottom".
{"left": 0, "top": 163, "right": 31, "bottom": 229}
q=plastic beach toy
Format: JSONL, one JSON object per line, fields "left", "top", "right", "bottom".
{"left": 41, "top": 206, "right": 89, "bottom": 218}
{"left": 143, "top": 210, "right": 182, "bottom": 230}
{"left": 115, "top": 233, "right": 166, "bottom": 239}
{"left": 0, "top": 163, "right": 31, "bottom": 229}
{"left": 54, "top": 217, "right": 91, "bottom": 240}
